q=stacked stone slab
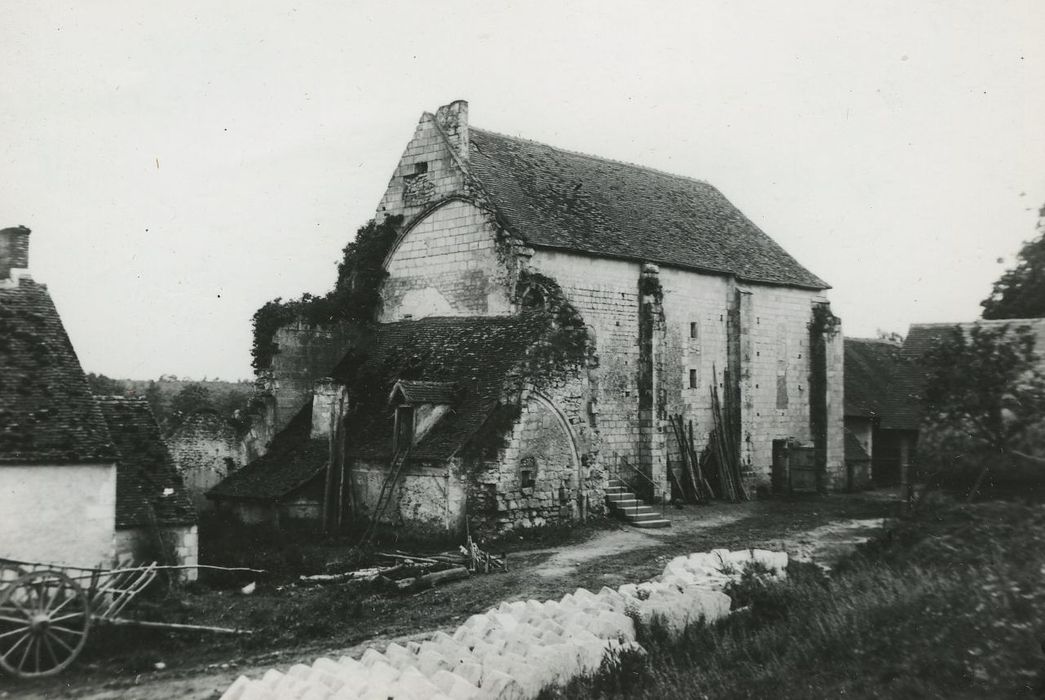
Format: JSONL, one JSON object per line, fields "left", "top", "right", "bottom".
{"left": 219, "top": 548, "right": 787, "bottom": 700}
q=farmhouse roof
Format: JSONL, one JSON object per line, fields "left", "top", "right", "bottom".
{"left": 96, "top": 396, "right": 196, "bottom": 529}
{"left": 207, "top": 401, "right": 327, "bottom": 502}
{"left": 466, "top": 127, "right": 829, "bottom": 290}
{"left": 0, "top": 278, "right": 117, "bottom": 465}
{"left": 884, "top": 319, "right": 1045, "bottom": 431}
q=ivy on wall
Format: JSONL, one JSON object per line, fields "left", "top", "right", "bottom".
{"left": 250, "top": 215, "right": 403, "bottom": 369}
{"left": 459, "top": 269, "right": 593, "bottom": 462}
{"left": 807, "top": 301, "right": 840, "bottom": 486}
{"left": 515, "top": 269, "right": 592, "bottom": 386}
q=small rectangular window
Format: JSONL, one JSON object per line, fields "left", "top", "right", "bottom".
{"left": 689, "top": 369, "right": 698, "bottom": 389}
{"left": 414, "top": 162, "right": 428, "bottom": 174}
{"left": 690, "top": 322, "right": 699, "bottom": 339}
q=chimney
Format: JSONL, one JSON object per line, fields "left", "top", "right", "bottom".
{"left": 434, "top": 100, "right": 469, "bottom": 162}
{"left": 0, "top": 226, "right": 31, "bottom": 283}
{"left": 311, "top": 378, "right": 346, "bottom": 439}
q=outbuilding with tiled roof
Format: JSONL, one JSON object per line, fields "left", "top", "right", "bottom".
{"left": 96, "top": 396, "right": 199, "bottom": 579}
{"left": 0, "top": 226, "right": 120, "bottom": 567}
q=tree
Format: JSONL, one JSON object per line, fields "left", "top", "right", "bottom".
{"left": 166, "top": 383, "right": 214, "bottom": 434}
{"left": 875, "top": 329, "right": 904, "bottom": 344}
{"left": 919, "top": 322, "right": 1045, "bottom": 500}
{"left": 981, "top": 204, "right": 1045, "bottom": 319}
{"left": 143, "top": 380, "right": 165, "bottom": 425}
{"left": 86, "top": 372, "right": 127, "bottom": 397}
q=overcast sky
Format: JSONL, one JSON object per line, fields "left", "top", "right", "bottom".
{"left": 3, "top": 1, "right": 1043, "bottom": 380}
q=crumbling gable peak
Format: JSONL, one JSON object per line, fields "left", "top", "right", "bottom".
{"left": 376, "top": 101, "right": 474, "bottom": 223}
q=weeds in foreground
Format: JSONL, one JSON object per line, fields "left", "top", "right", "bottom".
{"left": 539, "top": 501, "right": 1045, "bottom": 699}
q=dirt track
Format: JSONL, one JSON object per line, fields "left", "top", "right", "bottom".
{"left": 4, "top": 492, "right": 896, "bottom": 699}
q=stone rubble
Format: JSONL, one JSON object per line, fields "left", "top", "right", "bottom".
{"left": 219, "top": 548, "right": 787, "bottom": 700}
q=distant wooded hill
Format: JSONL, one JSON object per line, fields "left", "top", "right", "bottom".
{"left": 86, "top": 374, "right": 253, "bottom": 436}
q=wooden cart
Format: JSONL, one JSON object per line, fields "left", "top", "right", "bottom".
{"left": 0, "top": 557, "right": 161, "bottom": 678}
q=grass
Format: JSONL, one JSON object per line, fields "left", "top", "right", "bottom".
{"left": 539, "top": 500, "right": 1045, "bottom": 699}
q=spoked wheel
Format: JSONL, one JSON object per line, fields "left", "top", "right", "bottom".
{"left": 0, "top": 571, "right": 90, "bottom": 678}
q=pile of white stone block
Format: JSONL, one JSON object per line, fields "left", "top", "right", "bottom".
{"left": 219, "top": 548, "right": 787, "bottom": 700}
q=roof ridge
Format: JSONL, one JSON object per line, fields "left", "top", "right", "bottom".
{"left": 470, "top": 126, "right": 716, "bottom": 189}
{"left": 846, "top": 337, "right": 900, "bottom": 344}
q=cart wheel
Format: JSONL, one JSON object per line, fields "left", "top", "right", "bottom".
{"left": 0, "top": 571, "right": 90, "bottom": 678}
{"left": 0, "top": 565, "right": 26, "bottom": 586}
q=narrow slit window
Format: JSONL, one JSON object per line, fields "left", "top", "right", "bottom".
{"left": 689, "top": 369, "right": 698, "bottom": 389}
{"left": 690, "top": 322, "right": 699, "bottom": 339}
{"left": 393, "top": 405, "right": 415, "bottom": 453}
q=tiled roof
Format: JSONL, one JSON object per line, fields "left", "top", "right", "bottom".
{"left": 886, "top": 319, "right": 1045, "bottom": 431}
{"left": 467, "top": 128, "right": 829, "bottom": 290}
{"left": 336, "top": 314, "right": 548, "bottom": 463}
{"left": 0, "top": 279, "right": 117, "bottom": 464}
{"left": 209, "top": 313, "right": 557, "bottom": 500}
{"left": 843, "top": 338, "right": 904, "bottom": 418}
{"left": 96, "top": 396, "right": 196, "bottom": 529}
{"left": 844, "top": 429, "right": 870, "bottom": 463}
{"left": 207, "top": 401, "right": 328, "bottom": 502}
{"left": 391, "top": 380, "right": 457, "bottom": 405}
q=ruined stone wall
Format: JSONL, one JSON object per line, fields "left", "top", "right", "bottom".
{"left": 348, "top": 462, "right": 468, "bottom": 539}
{"left": 114, "top": 524, "right": 199, "bottom": 582}
{"left": 468, "top": 381, "right": 603, "bottom": 536}
{"left": 379, "top": 200, "right": 513, "bottom": 322}
{"left": 169, "top": 411, "right": 246, "bottom": 511}
{"left": 264, "top": 321, "right": 359, "bottom": 435}
{"left": 375, "top": 107, "right": 470, "bottom": 223}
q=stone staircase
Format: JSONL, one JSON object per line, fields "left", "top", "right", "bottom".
{"left": 605, "top": 479, "right": 670, "bottom": 528}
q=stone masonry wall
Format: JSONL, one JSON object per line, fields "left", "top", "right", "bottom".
{"left": 824, "top": 325, "right": 846, "bottom": 489}
{"left": 531, "top": 248, "right": 843, "bottom": 494}
{"left": 169, "top": 411, "right": 246, "bottom": 511}
{"left": 469, "top": 379, "right": 603, "bottom": 536}
{"left": 114, "top": 524, "right": 199, "bottom": 582}
{"left": 266, "top": 321, "right": 360, "bottom": 434}
{"left": 375, "top": 109, "right": 470, "bottom": 224}
{"left": 348, "top": 462, "right": 468, "bottom": 539}
{"left": 528, "top": 251, "right": 642, "bottom": 486}
{"left": 662, "top": 276, "right": 840, "bottom": 492}
{"left": 379, "top": 200, "right": 513, "bottom": 322}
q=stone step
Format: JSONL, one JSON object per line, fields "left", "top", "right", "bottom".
{"left": 631, "top": 518, "right": 671, "bottom": 529}
{"left": 615, "top": 503, "right": 654, "bottom": 513}
{"left": 604, "top": 483, "right": 670, "bottom": 528}
{"left": 605, "top": 493, "right": 638, "bottom": 503}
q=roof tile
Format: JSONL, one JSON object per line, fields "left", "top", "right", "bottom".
{"left": 468, "top": 128, "right": 828, "bottom": 289}
{"left": 0, "top": 280, "right": 117, "bottom": 464}
{"left": 97, "top": 396, "right": 196, "bottom": 529}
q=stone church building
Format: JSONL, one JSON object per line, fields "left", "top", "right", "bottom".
{"left": 211, "top": 101, "right": 844, "bottom": 537}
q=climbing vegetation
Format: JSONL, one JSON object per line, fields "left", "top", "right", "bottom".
{"left": 251, "top": 216, "right": 403, "bottom": 369}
